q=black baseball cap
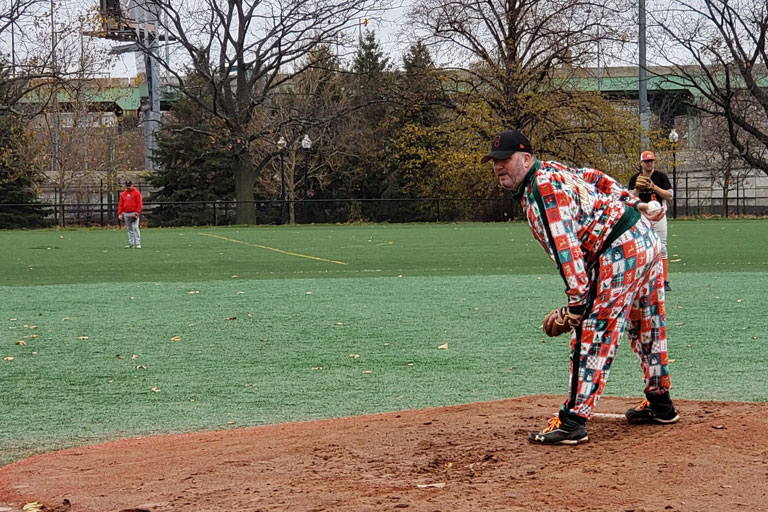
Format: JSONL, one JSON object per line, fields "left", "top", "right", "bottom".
{"left": 480, "top": 129, "right": 533, "bottom": 163}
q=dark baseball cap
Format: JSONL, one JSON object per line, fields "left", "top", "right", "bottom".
{"left": 480, "top": 130, "right": 533, "bottom": 163}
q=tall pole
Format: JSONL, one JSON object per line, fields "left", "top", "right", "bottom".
{"left": 142, "top": 1, "right": 160, "bottom": 172}
{"left": 50, "top": 0, "right": 60, "bottom": 188}
{"left": 301, "top": 135, "right": 312, "bottom": 223}
{"left": 303, "top": 150, "right": 309, "bottom": 223}
{"left": 639, "top": 0, "right": 650, "bottom": 148}
{"left": 672, "top": 147, "right": 677, "bottom": 219}
{"left": 669, "top": 129, "right": 679, "bottom": 219}
{"left": 279, "top": 151, "right": 286, "bottom": 224}
{"left": 278, "top": 137, "right": 287, "bottom": 225}
{"left": 10, "top": 0, "right": 16, "bottom": 77}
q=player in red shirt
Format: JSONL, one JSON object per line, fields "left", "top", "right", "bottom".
{"left": 117, "top": 180, "right": 143, "bottom": 248}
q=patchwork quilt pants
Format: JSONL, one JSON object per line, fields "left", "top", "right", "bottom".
{"left": 564, "top": 218, "right": 672, "bottom": 420}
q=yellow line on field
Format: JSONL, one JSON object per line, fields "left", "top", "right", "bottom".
{"left": 200, "top": 233, "right": 348, "bottom": 265}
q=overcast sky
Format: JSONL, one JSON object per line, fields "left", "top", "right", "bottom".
{"left": 91, "top": 2, "right": 411, "bottom": 77}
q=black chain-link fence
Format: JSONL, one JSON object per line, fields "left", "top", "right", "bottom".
{"left": 2, "top": 192, "right": 767, "bottom": 229}
{"left": 0, "top": 198, "right": 522, "bottom": 228}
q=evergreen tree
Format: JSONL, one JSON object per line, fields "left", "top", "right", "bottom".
{"left": 148, "top": 93, "right": 237, "bottom": 226}
{"left": 381, "top": 42, "right": 450, "bottom": 220}
{"left": 0, "top": 108, "right": 49, "bottom": 229}
{"left": 338, "top": 29, "right": 395, "bottom": 218}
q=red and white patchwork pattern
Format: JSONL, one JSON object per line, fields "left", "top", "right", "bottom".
{"left": 564, "top": 221, "right": 671, "bottom": 419}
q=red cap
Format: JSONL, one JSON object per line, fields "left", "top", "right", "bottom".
{"left": 641, "top": 151, "right": 655, "bottom": 161}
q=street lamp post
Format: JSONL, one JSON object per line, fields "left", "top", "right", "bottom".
{"left": 301, "top": 135, "right": 312, "bottom": 223}
{"left": 669, "top": 129, "right": 679, "bottom": 218}
{"left": 277, "top": 136, "right": 287, "bottom": 224}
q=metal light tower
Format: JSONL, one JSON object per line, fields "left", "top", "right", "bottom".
{"left": 91, "top": 1, "right": 163, "bottom": 172}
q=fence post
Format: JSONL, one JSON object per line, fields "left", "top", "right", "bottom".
{"left": 436, "top": 198, "right": 440, "bottom": 222}
{"left": 213, "top": 201, "right": 217, "bottom": 226}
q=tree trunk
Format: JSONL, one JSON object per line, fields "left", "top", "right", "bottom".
{"left": 288, "top": 190, "right": 296, "bottom": 225}
{"left": 233, "top": 156, "right": 257, "bottom": 225}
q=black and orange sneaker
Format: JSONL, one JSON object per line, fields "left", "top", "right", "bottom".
{"left": 626, "top": 393, "right": 680, "bottom": 424}
{"left": 528, "top": 415, "right": 588, "bottom": 445}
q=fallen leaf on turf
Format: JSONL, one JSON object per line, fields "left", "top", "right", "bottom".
{"left": 312, "top": 367, "right": 323, "bottom": 371}
{"left": 4, "top": 356, "right": 13, "bottom": 361}
{"left": 22, "top": 502, "right": 44, "bottom": 512}
{"left": 136, "top": 365, "right": 147, "bottom": 370}
{"left": 237, "top": 291, "right": 245, "bottom": 295}
{"left": 305, "top": 291, "right": 312, "bottom": 295}
{"left": 669, "top": 359, "right": 676, "bottom": 363}
{"left": 16, "top": 341, "right": 26, "bottom": 346}
{"left": 349, "top": 354, "right": 360, "bottom": 359}
{"left": 416, "top": 482, "right": 445, "bottom": 489}
{"left": 188, "top": 290, "right": 200, "bottom": 294}
{"left": 170, "top": 336, "right": 181, "bottom": 341}
{"left": 362, "top": 370, "right": 373, "bottom": 374}
{"left": 335, "top": 322, "right": 344, "bottom": 326}
{"left": 131, "top": 354, "right": 138, "bottom": 359}
{"left": 670, "top": 259, "right": 682, "bottom": 263}
{"left": 226, "top": 316, "right": 237, "bottom": 320}
{"left": 737, "top": 299, "right": 743, "bottom": 303}
{"left": 437, "top": 343, "right": 448, "bottom": 350}
{"left": 78, "top": 336, "right": 89, "bottom": 340}
{"left": 151, "top": 387, "right": 161, "bottom": 392}
{"left": 62, "top": 317, "right": 71, "bottom": 321}
{"left": 247, "top": 313, "right": 252, "bottom": 317}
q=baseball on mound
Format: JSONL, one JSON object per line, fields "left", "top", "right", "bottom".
{"left": 646, "top": 200, "right": 662, "bottom": 215}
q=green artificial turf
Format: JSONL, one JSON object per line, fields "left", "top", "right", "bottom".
{"left": 1, "top": 220, "right": 766, "bottom": 465}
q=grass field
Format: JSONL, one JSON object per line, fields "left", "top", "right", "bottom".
{"left": 1, "top": 220, "right": 766, "bottom": 465}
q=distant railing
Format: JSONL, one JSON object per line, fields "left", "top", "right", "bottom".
{"left": 1, "top": 192, "right": 767, "bottom": 229}
{"left": 0, "top": 198, "right": 521, "bottom": 228}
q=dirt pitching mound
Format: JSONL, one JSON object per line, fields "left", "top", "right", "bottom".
{"left": 1, "top": 395, "right": 766, "bottom": 512}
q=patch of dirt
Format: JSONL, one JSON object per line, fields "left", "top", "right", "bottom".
{"left": 1, "top": 396, "right": 766, "bottom": 512}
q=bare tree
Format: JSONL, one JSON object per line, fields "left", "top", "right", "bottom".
{"left": 0, "top": 0, "right": 59, "bottom": 114}
{"left": 254, "top": 46, "right": 354, "bottom": 224}
{"left": 404, "top": 0, "right": 639, "bottom": 167}
{"left": 690, "top": 113, "right": 751, "bottom": 216}
{"left": 124, "top": 0, "right": 394, "bottom": 225}
{"left": 650, "top": 0, "right": 768, "bottom": 177}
